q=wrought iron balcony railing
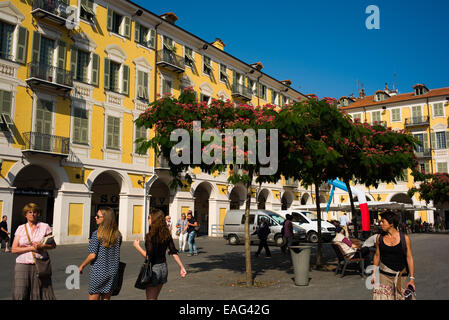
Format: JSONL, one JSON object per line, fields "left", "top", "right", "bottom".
{"left": 32, "top": 0, "right": 70, "bottom": 20}
{"left": 27, "top": 62, "right": 73, "bottom": 90}
{"left": 23, "top": 132, "right": 70, "bottom": 156}
{"left": 156, "top": 49, "right": 185, "bottom": 73}
{"left": 231, "top": 83, "right": 252, "bottom": 101}
{"left": 404, "top": 116, "right": 430, "bottom": 127}
{"left": 415, "top": 148, "right": 432, "bottom": 158}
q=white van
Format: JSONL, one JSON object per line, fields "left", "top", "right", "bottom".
{"left": 278, "top": 209, "right": 336, "bottom": 243}
{"left": 223, "top": 209, "right": 306, "bottom": 246}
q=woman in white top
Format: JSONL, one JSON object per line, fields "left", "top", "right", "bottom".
{"left": 11, "top": 203, "right": 56, "bottom": 300}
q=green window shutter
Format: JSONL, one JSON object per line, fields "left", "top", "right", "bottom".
{"left": 87, "top": 0, "right": 94, "bottom": 10}
{"left": 16, "top": 26, "right": 28, "bottom": 64}
{"left": 143, "top": 72, "right": 149, "bottom": 100}
{"left": 31, "top": 31, "right": 41, "bottom": 63}
{"left": 123, "top": 16, "right": 131, "bottom": 39}
{"left": 107, "top": 8, "right": 113, "bottom": 31}
{"left": 91, "top": 53, "right": 99, "bottom": 86}
{"left": 137, "top": 70, "right": 143, "bottom": 98}
{"left": 134, "top": 22, "right": 140, "bottom": 43}
{"left": 122, "top": 65, "right": 129, "bottom": 95}
{"left": 446, "top": 131, "right": 449, "bottom": 148}
{"left": 431, "top": 132, "right": 436, "bottom": 150}
{"left": 149, "top": 29, "right": 156, "bottom": 49}
{"left": 113, "top": 117, "right": 120, "bottom": 149}
{"left": 56, "top": 41, "right": 66, "bottom": 83}
{"left": 104, "top": 58, "right": 110, "bottom": 90}
{"left": 70, "top": 46, "right": 78, "bottom": 74}
{"left": 423, "top": 133, "right": 429, "bottom": 150}
{"left": 73, "top": 117, "right": 81, "bottom": 143}
{"left": 0, "top": 91, "right": 12, "bottom": 116}
{"left": 106, "top": 116, "right": 113, "bottom": 148}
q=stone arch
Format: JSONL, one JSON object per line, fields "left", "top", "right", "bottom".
{"left": 301, "top": 193, "right": 310, "bottom": 205}
{"left": 7, "top": 160, "right": 68, "bottom": 190}
{"left": 228, "top": 183, "right": 247, "bottom": 209}
{"left": 86, "top": 169, "right": 131, "bottom": 194}
{"left": 257, "top": 188, "right": 272, "bottom": 209}
{"left": 199, "top": 82, "right": 214, "bottom": 97}
{"left": 281, "top": 190, "right": 294, "bottom": 210}
{"left": 217, "top": 90, "right": 230, "bottom": 101}
{"left": 191, "top": 180, "right": 218, "bottom": 200}
{"left": 389, "top": 193, "right": 413, "bottom": 205}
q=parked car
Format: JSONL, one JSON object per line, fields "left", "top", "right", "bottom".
{"left": 277, "top": 209, "right": 336, "bottom": 243}
{"left": 223, "top": 209, "right": 307, "bottom": 246}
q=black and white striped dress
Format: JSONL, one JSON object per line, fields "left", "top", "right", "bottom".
{"left": 88, "top": 230, "right": 122, "bottom": 294}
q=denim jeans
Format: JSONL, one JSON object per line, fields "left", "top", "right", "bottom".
{"left": 188, "top": 231, "right": 197, "bottom": 254}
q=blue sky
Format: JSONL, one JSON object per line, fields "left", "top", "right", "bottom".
{"left": 134, "top": 0, "right": 449, "bottom": 99}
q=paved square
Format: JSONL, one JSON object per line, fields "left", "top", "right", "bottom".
{"left": 0, "top": 233, "right": 447, "bottom": 300}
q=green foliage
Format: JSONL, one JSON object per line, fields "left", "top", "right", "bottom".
{"left": 409, "top": 172, "right": 449, "bottom": 205}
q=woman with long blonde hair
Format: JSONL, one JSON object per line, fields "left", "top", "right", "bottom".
{"left": 79, "top": 207, "right": 122, "bottom": 300}
{"left": 134, "top": 209, "right": 186, "bottom": 300}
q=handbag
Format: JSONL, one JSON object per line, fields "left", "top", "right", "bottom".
{"left": 112, "top": 261, "right": 126, "bottom": 296}
{"left": 24, "top": 224, "right": 52, "bottom": 279}
{"left": 134, "top": 256, "right": 153, "bottom": 290}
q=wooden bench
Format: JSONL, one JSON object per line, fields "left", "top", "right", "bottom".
{"left": 332, "top": 243, "right": 365, "bottom": 278}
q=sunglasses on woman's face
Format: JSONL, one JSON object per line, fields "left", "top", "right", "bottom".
{"left": 95, "top": 215, "right": 103, "bottom": 219}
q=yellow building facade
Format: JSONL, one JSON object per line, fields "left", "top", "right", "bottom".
{"left": 0, "top": 0, "right": 307, "bottom": 244}
{"left": 333, "top": 84, "right": 449, "bottom": 226}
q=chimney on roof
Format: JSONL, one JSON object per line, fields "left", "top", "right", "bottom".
{"left": 160, "top": 12, "right": 178, "bottom": 24}
{"left": 359, "top": 87, "right": 366, "bottom": 98}
{"left": 211, "top": 38, "right": 225, "bottom": 51}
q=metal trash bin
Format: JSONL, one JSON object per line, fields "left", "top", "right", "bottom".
{"left": 289, "top": 245, "right": 312, "bottom": 286}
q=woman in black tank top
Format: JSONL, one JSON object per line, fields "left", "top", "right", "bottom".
{"left": 371, "top": 211, "right": 415, "bottom": 300}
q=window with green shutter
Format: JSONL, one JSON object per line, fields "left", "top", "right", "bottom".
{"left": 137, "top": 70, "right": 149, "bottom": 101}
{"left": 220, "top": 64, "right": 227, "bottom": 83}
{"left": 372, "top": 111, "right": 381, "bottom": 124}
{"left": 15, "top": 26, "right": 28, "bottom": 64}
{"left": 437, "top": 162, "right": 448, "bottom": 173}
{"left": 109, "top": 61, "right": 120, "bottom": 93}
{"left": 106, "top": 116, "right": 120, "bottom": 149}
{"left": 91, "top": 53, "right": 99, "bottom": 86}
{"left": 73, "top": 107, "right": 88, "bottom": 145}
{"left": 0, "top": 21, "right": 15, "bottom": 61}
{"left": 76, "top": 50, "right": 90, "bottom": 83}
{"left": 135, "top": 124, "right": 147, "bottom": 154}
{"left": 391, "top": 108, "right": 401, "bottom": 122}
{"left": 162, "top": 78, "right": 172, "bottom": 96}
{"left": 433, "top": 103, "right": 444, "bottom": 117}
{"left": 411, "top": 105, "right": 422, "bottom": 123}
{"left": 203, "top": 56, "right": 212, "bottom": 75}
{"left": 185, "top": 47, "right": 194, "bottom": 68}
{"left": 122, "top": 64, "right": 129, "bottom": 95}
{"left": 436, "top": 132, "right": 447, "bottom": 150}
{"left": 80, "top": 0, "right": 95, "bottom": 22}
{"left": 0, "top": 90, "right": 12, "bottom": 119}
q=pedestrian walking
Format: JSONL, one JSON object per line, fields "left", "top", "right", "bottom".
{"left": 281, "top": 214, "right": 294, "bottom": 254}
{"left": 371, "top": 210, "right": 416, "bottom": 300}
{"left": 176, "top": 213, "right": 188, "bottom": 253}
{"left": 11, "top": 203, "right": 56, "bottom": 300}
{"left": 339, "top": 213, "right": 350, "bottom": 237}
{"left": 186, "top": 211, "right": 199, "bottom": 256}
{"left": 133, "top": 209, "right": 187, "bottom": 300}
{"left": 79, "top": 207, "right": 122, "bottom": 300}
{"left": 166, "top": 215, "right": 173, "bottom": 234}
{"left": 253, "top": 217, "right": 271, "bottom": 258}
{"left": 0, "top": 215, "right": 11, "bottom": 253}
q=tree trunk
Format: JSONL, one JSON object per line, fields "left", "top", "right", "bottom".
{"left": 314, "top": 183, "right": 323, "bottom": 267}
{"left": 344, "top": 179, "right": 358, "bottom": 238}
{"left": 244, "top": 169, "right": 254, "bottom": 287}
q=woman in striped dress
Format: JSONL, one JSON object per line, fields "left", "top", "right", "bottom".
{"left": 79, "top": 207, "right": 121, "bottom": 300}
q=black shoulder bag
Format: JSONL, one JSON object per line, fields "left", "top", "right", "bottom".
{"left": 134, "top": 243, "right": 153, "bottom": 290}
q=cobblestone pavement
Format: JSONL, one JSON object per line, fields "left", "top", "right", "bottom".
{"left": 0, "top": 233, "right": 447, "bottom": 300}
